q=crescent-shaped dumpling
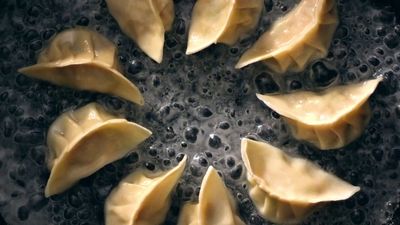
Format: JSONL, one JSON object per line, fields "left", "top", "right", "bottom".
{"left": 178, "top": 166, "right": 245, "bottom": 225}
{"left": 186, "top": 0, "right": 263, "bottom": 55}
{"left": 256, "top": 78, "right": 382, "bottom": 150}
{"left": 46, "top": 103, "right": 152, "bottom": 197}
{"left": 105, "top": 156, "right": 187, "bottom": 225}
{"left": 106, "top": 0, "right": 174, "bottom": 63}
{"left": 241, "top": 138, "right": 360, "bottom": 224}
{"left": 18, "top": 28, "right": 144, "bottom": 105}
{"left": 236, "top": 0, "right": 338, "bottom": 74}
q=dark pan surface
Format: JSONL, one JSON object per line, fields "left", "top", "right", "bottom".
{"left": 0, "top": 0, "right": 400, "bottom": 224}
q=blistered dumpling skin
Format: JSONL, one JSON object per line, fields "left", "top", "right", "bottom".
{"left": 241, "top": 138, "right": 360, "bottom": 224}
{"left": 46, "top": 103, "right": 152, "bottom": 197}
{"left": 178, "top": 167, "right": 245, "bottom": 225}
{"left": 236, "top": 0, "right": 338, "bottom": 74}
{"left": 106, "top": 0, "right": 174, "bottom": 63}
{"left": 257, "top": 78, "right": 382, "bottom": 150}
{"left": 186, "top": 0, "right": 263, "bottom": 55}
{"left": 105, "top": 156, "right": 187, "bottom": 225}
{"left": 18, "top": 28, "right": 144, "bottom": 105}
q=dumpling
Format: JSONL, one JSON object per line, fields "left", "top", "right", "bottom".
{"left": 236, "top": 0, "right": 338, "bottom": 74}
{"left": 18, "top": 28, "right": 144, "bottom": 105}
{"left": 186, "top": 0, "right": 263, "bottom": 55}
{"left": 256, "top": 78, "right": 382, "bottom": 150}
{"left": 105, "top": 156, "right": 187, "bottom": 225}
{"left": 46, "top": 103, "right": 152, "bottom": 197}
{"left": 241, "top": 138, "right": 360, "bottom": 224}
{"left": 178, "top": 166, "right": 245, "bottom": 225}
{"left": 106, "top": 0, "right": 174, "bottom": 63}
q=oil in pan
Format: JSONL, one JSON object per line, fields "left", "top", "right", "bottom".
{"left": 0, "top": 0, "right": 399, "bottom": 224}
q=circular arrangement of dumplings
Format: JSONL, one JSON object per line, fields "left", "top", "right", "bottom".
{"left": 18, "top": 28, "right": 144, "bottom": 105}
{"left": 45, "top": 103, "right": 152, "bottom": 196}
{"left": 15, "top": 0, "right": 386, "bottom": 224}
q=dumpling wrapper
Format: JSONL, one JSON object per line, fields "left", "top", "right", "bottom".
{"left": 46, "top": 103, "right": 152, "bottom": 197}
{"left": 256, "top": 78, "right": 382, "bottom": 150}
{"left": 18, "top": 28, "right": 144, "bottom": 105}
{"left": 106, "top": 0, "right": 174, "bottom": 63}
{"left": 105, "top": 156, "right": 187, "bottom": 225}
{"left": 186, "top": 0, "right": 263, "bottom": 55}
{"left": 236, "top": 0, "right": 338, "bottom": 74}
{"left": 178, "top": 166, "right": 245, "bottom": 225}
{"left": 241, "top": 138, "right": 360, "bottom": 224}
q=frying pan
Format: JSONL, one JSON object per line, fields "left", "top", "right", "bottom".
{"left": 0, "top": 0, "right": 399, "bottom": 224}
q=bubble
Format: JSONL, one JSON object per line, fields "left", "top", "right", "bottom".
{"left": 176, "top": 153, "right": 185, "bottom": 162}
{"left": 372, "top": 148, "right": 383, "bottom": 161}
{"left": 230, "top": 164, "right": 243, "bottom": 180}
{"left": 289, "top": 80, "right": 302, "bottom": 90}
{"left": 197, "top": 106, "right": 213, "bottom": 118}
{"left": 127, "top": 60, "right": 143, "bottom": 75}
{"left": 17, "top": 206, "right": 29, "bottom": 221}
{"left": 256, "top": 124, "right": 277, "bottom": 142}
{"left": 2, "top": 117, "right": 15, "bottom": 138}
{"left": 208, "top": 134, "right": 221, "bottom": 149}
{"left": 68, "top": 193, "right": 83, "bottom": 208}
{"left": 145, "top": 162, "right": 155, "bottom": 171}
{"left": 184, "top": 127, "right": 199, "bottom": 143}
{"left": 384, "top": 33, "right": 399, "bottom": 49}
{"left": 254, "top": 72, "right": 279, "bottom": 94}
{"left": 218, "top": 121, "right": 230, "bottom": 130}
{"left": 350, "top": 209, "right": 365, "bottom": 224}
{"left": 76, "top": 16, "right": 89, "bottom": 26}
{"left": 367, "top": 56, "right": 380, "bottom": 66}
{"left": 311, "top": 62, "right": 338, "bottom": 87}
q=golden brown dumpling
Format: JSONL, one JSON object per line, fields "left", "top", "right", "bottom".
{"left": 105, "top": 156, "right": 187, "bottom": 225}
{"left": 241, "top": 138, "right": 360, "bottom": 224}
{"left": 257, "top": 78, "right": 382, "bottom": 150}
{"left": 236, "top": 0, "right": 338, "bottom": 74}
{"left": 46, "top": 103, "right": 152, "bottom": 197}
{"left": 178, "top": 166, "right": 245, "bottom": 225}
{"left": 106, "top": 0, "right": 174, "bottom": 63}
{"left": 18, "top": 28, "right": 144, "bottom": 105}
{"left": 186, "top": 0, "right": 263, "bottom": 55}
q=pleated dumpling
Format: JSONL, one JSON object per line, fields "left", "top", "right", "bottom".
{"left": 18, "top": 28, "right": 144, "bottom": 105}
{"left": 46, "top": 103, "right": 152, "bottom": 197}
{"left": 186, "top": 0, "right": 263, "bottom": 55}
{"left": 106, "top": 0, "right": 174, "bottom": 63}
{"left": 236, "top": 0, "right": 338, "bottom": 74}
{"left": 178, "top": 167, "right": 245, "bottom": 225}
{"left": 241, "top": 138, "right": 360, "bottom": 224}
{"left": 257, "top": 78, "right": 382, "bottom": 150}
{"left": 105, "top": 156, "right": 187, "bottom": 225}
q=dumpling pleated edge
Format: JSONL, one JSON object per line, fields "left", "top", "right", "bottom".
{"left": 45, "top": 119, "right": 152, "bottom": 197}
{"left": 235, "top": 0, "right": 338, "bottom": 73}
{"left": 18, "top": 62, "right": 144, "bottom": 105}
{"left": 105, "top": 0, "right": 174, "bottom": 63}
{"left": 105, "top": 156, "right": 187, "bottom": 225}
{"left": 241, "top": 138, "right": 360, "bottom": 223}
{"left": 186, "top": 0, "right": 263, "bottom": 55}
{"left": 186, "top": 0, "right": 236, "bottom": 55}
{"left": 256, "top": 78, "right": 382, "bottom": 126}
